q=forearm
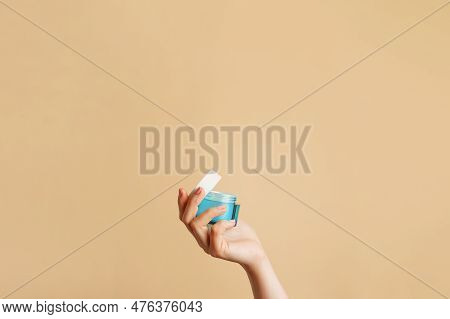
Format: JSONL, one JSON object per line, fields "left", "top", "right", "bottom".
{"left": 243, "top": 256, "right": 288, "bottom": 299}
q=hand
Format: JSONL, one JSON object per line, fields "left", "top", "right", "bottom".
{"left": 178, "top": 186, "right": 288, "bottom": 298}
{"left": 178, "top": 187, "right": 266, "bottom": 268}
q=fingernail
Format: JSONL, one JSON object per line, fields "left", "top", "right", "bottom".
{"left": 217, "top": 205, "right": 226, "bottom": 211}
{"left": 195, "top": 187, "right": 202, "bottom": 195}
{"left": 178, "top": 188, "right": 182, "bottom": 197}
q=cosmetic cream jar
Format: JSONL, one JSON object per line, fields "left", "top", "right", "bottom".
{"left": 196, "top": 191, "right": 240, "bottom": 224}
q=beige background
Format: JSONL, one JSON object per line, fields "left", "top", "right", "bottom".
{"left": 1, "top": 0, "right": 449, "bottom": 298}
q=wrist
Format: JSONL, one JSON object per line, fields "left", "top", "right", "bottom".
{"left": 242, "top": 252, "right": 288, "bottom": 299}
{"left": 241, "top": 249, "right": 270, "bottom": 274}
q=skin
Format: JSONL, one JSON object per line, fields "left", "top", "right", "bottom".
{"left": 178, "top": 186, "right": 288, "bottom": 299}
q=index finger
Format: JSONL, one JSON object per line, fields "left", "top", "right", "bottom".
{"left": 178, "top": 188, "right": 189, "bottom": 220}
{"left": 181, "top": 187, "right": 205, "bottom": 225}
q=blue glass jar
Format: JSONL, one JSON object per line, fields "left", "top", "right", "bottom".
{"left": 196, "top": 191, "right": 240, "bottom": 224}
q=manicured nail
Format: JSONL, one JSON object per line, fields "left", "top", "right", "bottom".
{"left": 195, "top": 187, "right": 202, "bottom": 195}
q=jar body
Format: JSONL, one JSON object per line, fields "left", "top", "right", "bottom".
{"left": 196, "top": 191, "right": 240, "bottom": 224}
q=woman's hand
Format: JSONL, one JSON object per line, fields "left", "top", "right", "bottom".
{"left": 177, "top": 187, "right": 266, "bottom": 268}
{"left": 178, "top": 186, "right": 288, "bottom": 298}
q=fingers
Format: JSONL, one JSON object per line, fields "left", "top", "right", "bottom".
{"left": 178, "top": 188, "right": 188, "bottom": 220}
{"left": 177, "top": 186, "right": 233, "bottom": 256}
{"left": 192, "top": 205, "right": 226, "bottom": 226}
{"left": 188, "top": 206, "right": 227, "bottom": 249}
{"left": 209, "top": 220, "right": 235, "bottom": 258}
{"left": 181, "top": 187, "right": 205, "bottom": 224}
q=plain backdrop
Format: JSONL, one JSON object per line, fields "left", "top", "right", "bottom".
{"left": 0, "top": 0, "right": 449, "bottom": 298}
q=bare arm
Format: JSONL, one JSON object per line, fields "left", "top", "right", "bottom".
{"left": 243, "top": 256, "right": 288, "bottom": 299}
{"left": 178, "top": 187, "right": 288, "bottom": 299}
